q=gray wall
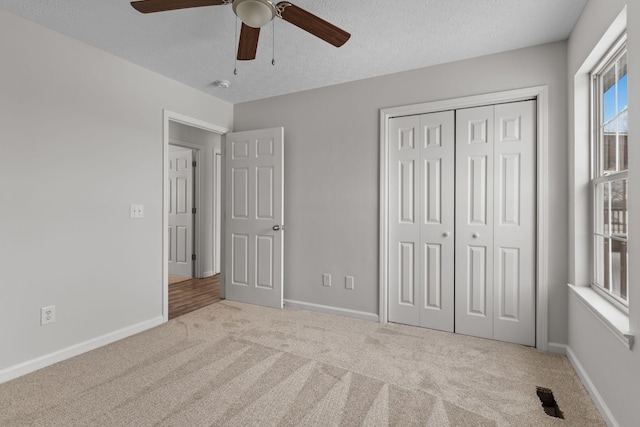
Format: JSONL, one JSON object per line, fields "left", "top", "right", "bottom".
{"left": 567, "top": 1, "right": 640, "bottom": 426}
{"left": 169, "top": 122, "right": 223, "bottom": 277}
{"left": 234, "top": 41, "right": 569, "bottom": 344}
{"left": 0, "top": 10, "right": 232, "bottom": 374}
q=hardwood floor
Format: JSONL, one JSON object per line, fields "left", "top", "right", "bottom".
{"left": 168, "top": 274, "right": 221, "bottom": 320}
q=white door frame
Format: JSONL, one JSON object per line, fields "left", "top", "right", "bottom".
{"left": 213, "top": 149, "right": 222, "bottom": 275}
{"left": 379, "top": 86, "right": 550, "bottom": 351}
{"left": 163, "top": 110, "right": 230, "bottom": 322}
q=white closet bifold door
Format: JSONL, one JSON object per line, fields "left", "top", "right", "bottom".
{"left": 389, "top": 111, "right": 455, "bottom": 332}
{"left": 389, "top": 100, "right": 536, "bottom": 346}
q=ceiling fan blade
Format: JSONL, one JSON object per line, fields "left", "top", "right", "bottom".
{"left": 237, "top": 23, "right": 260, "bottom": 61}
{"left": 276, "top": 2, "right": 350, "bottom": 47}
{"left": 131, "top": 0, "right": 227, "bottom": 14}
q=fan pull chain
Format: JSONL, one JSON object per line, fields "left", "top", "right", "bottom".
{"left": 233, "top": 17, "right": 238, "bottom": 75}
{"left": 271, "top": 20, "right": 275, "bottom": 66}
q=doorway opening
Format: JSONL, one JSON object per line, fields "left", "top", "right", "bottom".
{"left": 163, "top": 110, "right": 230, "bottom": 321}
{"left": 168, "top": 275, "right": 222, "bottom": 319}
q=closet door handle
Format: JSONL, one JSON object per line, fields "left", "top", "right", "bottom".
{"left": 472, "top": 233, "right": 480, "bottom": 238}
{"left": 443, "top": 231, "right": 451, "bottom": 237}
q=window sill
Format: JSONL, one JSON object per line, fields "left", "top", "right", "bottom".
{"left": 568, "top": 284, "right": 634, "bottom": 349}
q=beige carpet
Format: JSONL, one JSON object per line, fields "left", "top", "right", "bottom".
{"left": 0, "top": 301, "right": 604, "bottom": 426}
{"left": 168, "top": 274, "right": 191, "bottom": 285}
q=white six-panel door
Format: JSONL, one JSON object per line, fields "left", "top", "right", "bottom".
{"left": 168, "top": 148, "right": 193, "bottom": 278}
{"left": 389, "top": 111, "right": 455, "bottom": 332}
{"left": 389, "top": 101, "right": 536, "bottom": 346}
{"left": 224, "top": 128, "right": 284, "bottom": 309}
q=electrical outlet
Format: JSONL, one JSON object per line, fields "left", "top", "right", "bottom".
{"left": 345, "top": 276, "right": 355, "bottom": 290}
{"left": 41, "top": 306, "right": 55, "bottom": 325}
{"left": 322, "top": 273, "right": 332, "bottom": 287}
{"left": 129, "top": 204, "right": 144, "bottom": 219}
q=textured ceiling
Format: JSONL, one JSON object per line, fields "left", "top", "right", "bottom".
{"left": 0, "top": 0, "right": 587, "bottom": 104}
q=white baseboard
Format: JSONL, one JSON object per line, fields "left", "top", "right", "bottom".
{"left": 202, "top": 270, "right": 215, "bottom": 278}
{"left": 284, "top": 299, "right": 379, "bottom": 323}
{"left": 547, "top": 342, "right": 568, "bottom": 355}
{"left": 0, "top": 316, "right": 164, "bottom": 384}
{"left": 566, "top": 346, "right": 619, "bottom": 427}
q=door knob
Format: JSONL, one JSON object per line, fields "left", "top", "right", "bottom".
{"left": 272, "top": 225, "right": 281, "bottom": 231}
{"left": 443, "top": 231, "right": 451, "bottom": 237}
{"left": 472, "top": 233, "right": 480, "bottom": 238}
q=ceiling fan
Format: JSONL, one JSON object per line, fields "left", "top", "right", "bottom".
{"left": 130, "top": 0, "right": 351, "bottom": 61}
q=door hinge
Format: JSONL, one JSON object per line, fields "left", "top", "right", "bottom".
{"left": 192, "top": 161, "right": 197, "bottom": 167}
{"left": 192, "top": 208, "right": 196, "bottom": 214}
{"left": 192, "top": 254, "right": 196, "bottom": 261}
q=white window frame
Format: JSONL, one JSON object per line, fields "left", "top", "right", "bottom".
{"left": 569, "top": 6, "right": 632, "bottom": 351}
{"left": 590, "top": 34, "right": 629, "bottom": 312}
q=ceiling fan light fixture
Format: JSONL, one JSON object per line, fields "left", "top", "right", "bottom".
{"left": 232, "top": 0, "right": 275, "bottom": 28}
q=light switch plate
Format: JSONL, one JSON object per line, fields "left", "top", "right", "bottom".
{"left": 322, "top": 273, "right": 332, "bottom": 287}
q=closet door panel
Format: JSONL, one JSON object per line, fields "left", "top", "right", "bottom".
{"left": 455, "top": 106, "right": 495, "bottom": 340}
{"left": 389, "top": 116, "right": 421, "bottom": 326}
{"left": 493, "top": 100, "right": 536, "bottom": 346}
{"left": 419, "top": 111, "right": 455, "bottom": 332}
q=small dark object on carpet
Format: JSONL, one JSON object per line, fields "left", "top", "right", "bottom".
{"left": 536, "top": 386, "right": 564, "bottom": 419}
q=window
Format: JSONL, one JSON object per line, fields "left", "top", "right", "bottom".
{"left": 591, "top": 36, "right": 628, "bottom": 308}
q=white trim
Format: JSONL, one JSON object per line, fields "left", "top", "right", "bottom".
{"left": 165, "top": 111, "right": 230, "bottom": 135}
{"left": 569, "top": 284, "right": 633, "bottom": 349}
{"left": 0, "top": 316, "right": 163, "bottom": 384}
{"left": 213, "top": 149, "right": 222, "bottom": 275}
{"left": 163, "top": 110, "right": 229, "bottom": 323}
{"left": 219, "top": 137, "right": 227, "bottom": 299}
{"left": 577, "top": 7, "right": 627, "bottom": 78}
{"left": 566, "top": 345, "right": 620, "bottom": 427}
{"left": 547, "top": 342, "right": 568, "bottom": 355}
{"left": 379, "top": 86, "right": 550, "bottom": 351}
{"left": 536, "top": 87, "right": 550, "bottom": 352}
{"left": 203, "top": 270, "right": 215, "bottom": 277}
{"left": 380, "top": 87, "right": 543, "bottom": 118}
{"left": 284, "top": 299, "right": 379, "bottom": 323}
{"left": 378, "top": 110, "right": 389, "bottom": 324}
